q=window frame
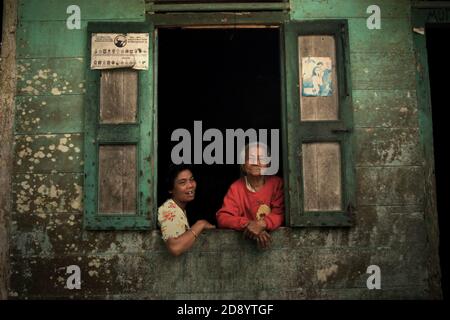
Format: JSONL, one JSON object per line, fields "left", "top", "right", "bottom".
{"left": 83, "top": 14, "right": 355, "bottom": 231}
{"left": 84, "top": 21, "right": 155, "bottom": 230}
{"left": 283, "top": 20, "right": 356, "bottom": 227}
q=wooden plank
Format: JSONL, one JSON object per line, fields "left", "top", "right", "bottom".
{"left": 98, "top": 145, "right": 137, "bottom": 214}
{"left": 356, "top": 128, "right": 422, "bottom": 166}
{"left": 348, "top": 18, "right": 414, "bottom": 54}
{"left": 151, "top": 2, "right": 289, "bottom": 12}
{"left": 302, "top": 143, "right": 318, "bottom": 211}
{"left": 316, "top": 142, "right": 341, "bottom": 211}
{"left": 15, "top": 95, "right": 84, "bottom": 134}
{"left": 149, "top": 12, "right": 289, "bottom": 26}
{"left": 350, "top": 52, "right": 416, "bottom": 90}
{"left": 412, "top": 8, "right": 443, "bottom": 299}
{"left": 412, "top": 2, "right": 450, "bottom": 9}
{"left": 302, "top": 143, "right": 342, "bottom": 211}
{"left": 123, "top": 71, "right": 139, "bottom": 122}
{"left": 284, "top": 23, "right": 302, "bottom": 223}
{"left": 302, "top": 143, "right": 319, "bottom": 211}
{"left": 17, "top": 21, "right": 87, "bottom": 58}
{"left": 13, "top": 134, "right": 83, "bottom": 173}
{"left": 12, "top": 173, "right": 83, "bottom": 214}
{"left": 153, "top": 0, "right": 285, "bottom": 2}
{"left": 16, "top": 17, "right": 413, "bottom": 58}
{"left": 353, "top": 90, "right": 418, "bottom": 128}
{"left": 291, "top": 0, "right": 410, "bottom": 19}
{"left": 97, "top": 125, "right": 140, "bottom": 143}
{"left": 100, "top": 70, "right": 138, "bottom": 124}
{"left": 17, "top": 19, "right": 146, "bottom": 59}
{"left": 19, "top": 0, "right": 145, "bottom": 21}
{"left": 298, "top": 35, "right": 339, "bottom": 121}
{"left": 0, "top": 0, "right": 17, "bottom": 301}
{"left": 122, "top": 146, "right": 137, "bottom": 213}
{"left": 16, "top": 58, "right": 86, "bottom": 96}
{"left": 356, "top": 167, "right": 425, "bottom": 206}
{"left": 100, "top": 70, "right": 124, "bottom": 124}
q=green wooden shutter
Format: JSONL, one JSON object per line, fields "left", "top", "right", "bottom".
{"left": 283, "top": 20, "right": 355, "bottom": 227}
{"left": 84, "top": 22, "right": 155, "bottom": 230}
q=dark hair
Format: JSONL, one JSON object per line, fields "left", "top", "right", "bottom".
{"left": 165, "top": 164, "right": 194, "bottom": 193}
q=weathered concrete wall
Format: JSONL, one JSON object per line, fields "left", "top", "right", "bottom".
{"left": 291, "top": 0, "right": 441, "bottom": 298}
{"left": 0, "top": 0, "right": 18, "bottom": 300}
{"left": 7, "top": 0, "right": 440, "bottom": 299}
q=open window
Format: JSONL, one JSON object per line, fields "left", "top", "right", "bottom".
{"left": 157, "top": 27, "right": 282, "bottom": 225}
{"left": 83, "top": 17, "right": 355, "bottom": 230}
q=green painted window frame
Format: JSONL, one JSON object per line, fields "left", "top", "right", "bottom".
{"left": 411, "top": 5, "right": 449, "bottom": 273}
{"left": 84, "top": 21, "right": 155, "bottom": 230}
{"left": 146, "top": 1, "right": 289, "bottom": 13}
{"left": 283, "top": 20, "right": 356, "bottom": 227}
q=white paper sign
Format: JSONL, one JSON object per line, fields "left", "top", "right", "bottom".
{"left": 90, "top": 33, "right": 149, "bottom": 70}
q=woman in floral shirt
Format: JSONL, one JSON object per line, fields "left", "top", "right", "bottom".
{"left": 158, "top": 164, "right": 215, "bottom": 256}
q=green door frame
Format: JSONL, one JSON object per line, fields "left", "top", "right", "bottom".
{"left": 411, "top": 1, "right": 449, "bottom": 299}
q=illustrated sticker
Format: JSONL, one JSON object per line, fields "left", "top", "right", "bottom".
{"left": 301, "top": 57, "right": 332, "bottom": 97}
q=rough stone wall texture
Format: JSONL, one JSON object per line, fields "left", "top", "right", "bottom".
{"left": 0, "top": 0, "right": 18, "bottom": 300}
{"left": 7, "top": 0, "right": 440, "bottom": 299}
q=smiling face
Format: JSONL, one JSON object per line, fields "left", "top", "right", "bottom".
{"left": 243, "top": 145, "right": 269, "bottom": 177}
{"left": 170, "top": 169, "right": 196, "bottom": 207}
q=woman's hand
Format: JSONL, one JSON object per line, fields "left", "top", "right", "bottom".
{"left": 196, "top": 219, "right": 216, "bottom": 231}
{"left": 256, "top": 231, "right": 272, "bottom": 249}
{"left": 243, "top": 220, "right": 272, "bottom": 249}
{"left": 244, "top": 220, "right": 266, "bottom": 238}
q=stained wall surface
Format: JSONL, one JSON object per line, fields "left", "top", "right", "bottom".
{"left": 7, "top": 0, "right": 439, "bottom": 299}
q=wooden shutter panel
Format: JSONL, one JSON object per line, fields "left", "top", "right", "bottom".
{"left": 284, "top": 20, "right": 355, "bottom": 227}
{"left": 84, "top": 22, "right": 154, "bottom": 230}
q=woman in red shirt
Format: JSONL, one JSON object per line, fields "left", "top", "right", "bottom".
{"left": 216, "top": 143, "right": 284, "bottom": 248}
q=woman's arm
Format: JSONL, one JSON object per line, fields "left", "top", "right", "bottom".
{"left": 263, "top": 178, "right": 285, "bottom": 231}
{"left": 165, "top": 220, "right": 214, "bottom": 256}
{"left": 216, "top": 185, "right": 250, "bottom": 230}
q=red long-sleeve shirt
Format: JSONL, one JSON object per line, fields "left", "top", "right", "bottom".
{"left": 216, "top": 176, "right": 285, "bottom": 231}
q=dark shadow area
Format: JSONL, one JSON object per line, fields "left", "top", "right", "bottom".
{"left": 157, "top": 28, "right": 282, "bottom": 225}
{"left": 426, "top": 23, "right": 450, "bottom": 299}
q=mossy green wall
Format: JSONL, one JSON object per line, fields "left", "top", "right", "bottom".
{"left": 8, "top": 0, "right": 439, "bottom": 299}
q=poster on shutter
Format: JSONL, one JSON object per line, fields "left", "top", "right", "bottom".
{"left": 90, "top": 33, "right": 149, "bottom": 70}
{"left": 301, "top": 57, "right": 332, "bottom": 96}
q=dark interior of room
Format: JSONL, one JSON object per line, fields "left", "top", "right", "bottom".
{"left": 426, "top": 23, "right": 449, "bottom": 299}
{"left": 157, "top": 27, "right": 282, "bottom": 225}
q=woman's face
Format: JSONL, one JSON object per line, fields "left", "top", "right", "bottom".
{"left": 244, "top": 146, "right": 269, "bottom": 177}
{"left": 170, "top": 169, "right": 196, "bottom": 205}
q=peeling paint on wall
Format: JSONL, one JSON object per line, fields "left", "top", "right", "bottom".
{"left": 317, "top": 264, "right": 339, "bottom": 283}
{"left": 4, "top": 0, "right": 441, "bottom": 300}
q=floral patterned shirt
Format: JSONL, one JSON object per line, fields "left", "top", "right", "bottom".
{"left": 158, "top": 199, "right": 190, "bottom": 241}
